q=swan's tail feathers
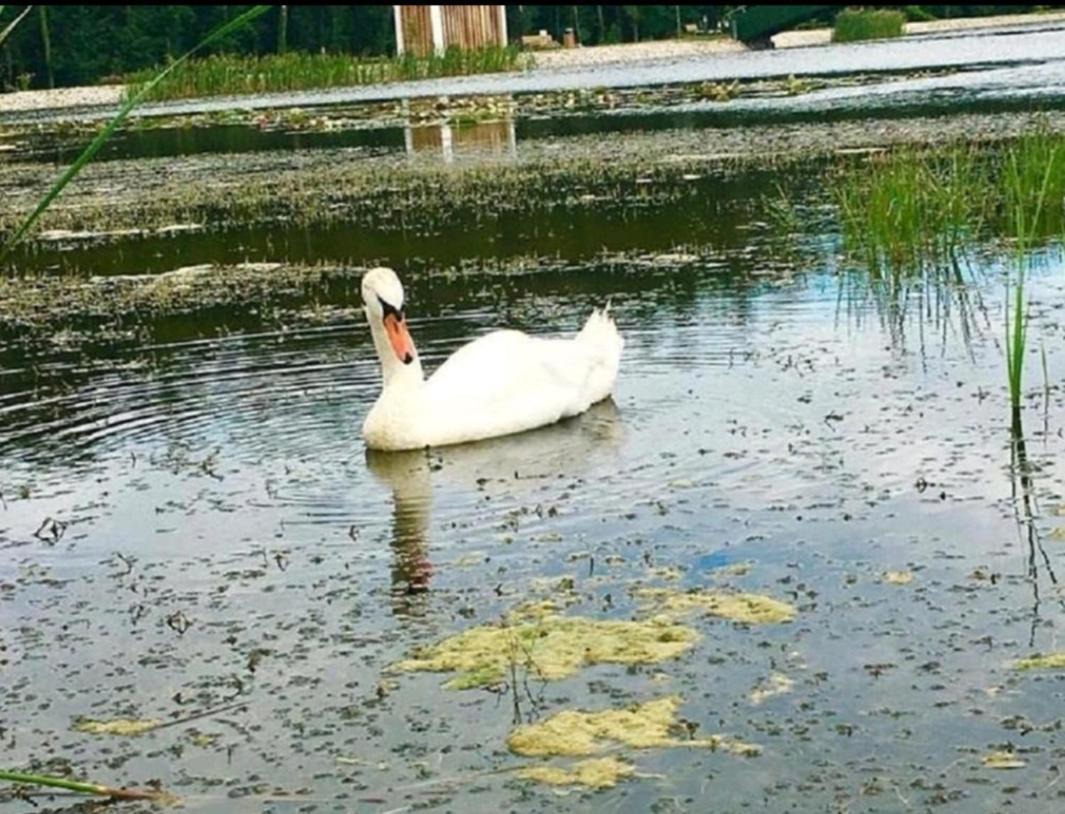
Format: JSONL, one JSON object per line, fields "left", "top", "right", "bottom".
{"left": 577, "top": 304, "right": 624, "bottom": 404}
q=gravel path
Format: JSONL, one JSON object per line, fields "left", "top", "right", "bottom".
{"left": 0, "top": 84, "right": 124, "bottom": 113}
{"left": 532, "top": 37, "right": 747, "bottom": 71}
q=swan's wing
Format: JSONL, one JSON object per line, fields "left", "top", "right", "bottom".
{"left": 423, "top": 330, "right": 598, "bottom": 440}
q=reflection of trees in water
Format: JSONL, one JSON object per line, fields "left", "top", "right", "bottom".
{"left": 1009, "top": 408, "right": 1063, "bottom": 648}
{"left": 365, "top": 399, "right": 623, "bottom": 619}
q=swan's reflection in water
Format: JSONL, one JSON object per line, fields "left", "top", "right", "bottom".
{"left": 365, "top": 399, "right": 624, "bottom": 616}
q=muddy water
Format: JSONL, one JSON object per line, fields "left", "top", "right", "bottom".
{"left": 5, "top": 31, "right": 1065, "bottom": 814}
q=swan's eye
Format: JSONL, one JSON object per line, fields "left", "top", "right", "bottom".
{"left": 377, "top": 295, "right": 403, "bottom": 321}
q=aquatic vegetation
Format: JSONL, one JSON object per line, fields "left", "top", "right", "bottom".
{"left": 125, "top": 46, "right": 530, "bottom": 103}
{"left": 1013, "top": 652, "right": 1065, "bottom": 670}
{"left": 749, "top": 673, "right": 794, "bottom": 705}
{"left": 392, "top": 610, "right": 698, "bottom": 689}
{"left": 832, "top": 9, "right": 906, "bottom": 43}
{"left": 882, "top": 570, "right": 914, "bottom": 585}
{"left": 0, "top": 262, "right": 364, "bottom": 349}
{"left": 507, "top": 696, "right": 760, "bottom": 758}
{"left": 834, "top": 129, "right": 1065, "bottom": 276}
{"left": 72, "top": 717, "right": 162, "bottom": 736}
{"left": 633, "top": 588, "right": 797, "bottom": 624}
{"left": 982, "top": 751, "right": 1026, "bottom": 770}
{"left": 833, "top": 142, "right": 987, "bottom": 277}
{"left": 1003, "top": 133, "right": 1059, "bottom": 411}
{"left": 515, "top": 757, "right": 635, "bottom": 789}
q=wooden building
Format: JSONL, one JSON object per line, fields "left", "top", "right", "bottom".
{"left": 393, "top": 5, "right": 508, "bottom": 57}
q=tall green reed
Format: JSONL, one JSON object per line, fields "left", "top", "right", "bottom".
{"left": 1004, "top": 136, "right": 1059, "bottom": 412}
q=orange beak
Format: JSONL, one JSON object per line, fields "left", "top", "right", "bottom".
{"left": 383, "top": 312, "right": 415, "bottom": 364}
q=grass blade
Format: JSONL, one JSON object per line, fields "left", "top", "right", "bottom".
{"left": 1, "top": 4, "right": 271, "bottom": 259}
{"left": 0, "top": 5, "right": 33, "bottom": 47}
{"left": 0, "top": 769, "right": 173, "bottom": 801}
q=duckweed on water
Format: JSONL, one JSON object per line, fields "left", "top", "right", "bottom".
{"left": 515, "top": 757, "right": 635, "bottom": 789}
{"left": 392, "top": 611, "right": 698, "bottom": 689}
{"left": 507, "top": 696, "right": 761, "bottom": 758}
{"left": 982, "top": 751, "right": 1026, "bottom": 770}
{"left": 748, "top": 673, "right": 794, "bottom": 705}
{"left": 72, "top": 717, "right": 162, "bottom": 736}
{"left": 633, "top": 588, "right": 797, "bottom": 624}
{"left": 1013, "top": 652, "right": 1065, "bottom": 670}
{"left": 882, "top": 570, "right": 915, "bottom": 585}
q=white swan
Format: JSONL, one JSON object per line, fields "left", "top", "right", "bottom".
{"left": 360, "top": 267, "right": 624, "bottom": 451}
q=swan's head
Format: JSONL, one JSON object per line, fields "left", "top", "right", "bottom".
{"left": 362, "top": 267, "right": 416, "bottom": 366}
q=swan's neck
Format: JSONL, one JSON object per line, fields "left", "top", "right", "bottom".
{"left": 370, "top": 315, "right": 424, "bottom": 390}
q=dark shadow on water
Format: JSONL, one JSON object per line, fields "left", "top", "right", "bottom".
{"left": 364, "top": 399, "right": 623, "bottom": 618}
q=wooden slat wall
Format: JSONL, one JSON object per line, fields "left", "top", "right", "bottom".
{"left": 442, "top": 5, "right": 503, "bottom": 51}
{"left": 399, "top": 5, "right": 433, "bottom": 58}
{"left": 398, "top": 6, "right": 505, "bottom": 57}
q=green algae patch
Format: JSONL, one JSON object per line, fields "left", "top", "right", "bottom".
{"left": 983, "top": 751, "right": 1026, "bottom": 769}
{"left": 633, "top": 588, "right": 796, "bottom": 625}
{"left": 73, "top": 717, "right": 162, "bottom": 736}
{"left": 882, "top": 570, "right": 914, "bottom": 585}
{"left": 516, "top": 757, "right": 635, "bottom": 789}
{"left": 392, "top": 612, "right": 698, "bottom": 689}
{"left": 1013, "top": 652, "right": 1065, "bottom": 671}
{"left": 507, "top": 696, "right": 761, "bottom": 758}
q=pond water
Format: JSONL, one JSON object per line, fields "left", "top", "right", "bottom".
{"left": 4, "top": 23, "right": 1065, "bottom": 814}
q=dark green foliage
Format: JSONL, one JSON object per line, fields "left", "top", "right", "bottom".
{"left": 832, "top": 8, "right": 906, "bottom": 43}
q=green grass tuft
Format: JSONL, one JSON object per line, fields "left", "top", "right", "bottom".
{"left": 832, "top": 8, "right": 906, "bottom": 43}
{"left": 124, "top": 46, "right": 529, "bottom": 103}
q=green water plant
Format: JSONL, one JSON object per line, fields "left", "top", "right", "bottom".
{"left": 0, "top": 4, "right": 272, "bottom": 258}
{"left": 1004, "top": 136, "right": 1057, "bottom": 412}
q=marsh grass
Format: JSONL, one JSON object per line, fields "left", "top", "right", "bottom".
{"left": 1003, "top": 137, "right": 1058, "bottom": 411}
{"left": 834, "top": 130, "right": 1065, "bottom": 275}
{"left": 832, "top": 8, "right": 906, "bottom": 43}
{"left": 834, "top": 144, "right": 987, "bottom": 277}
{"left": 124, "top": 46, "right": 529, "bottom": 102}
{"left": 833, "top": 128, "right": 1065, "bottom": 408}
